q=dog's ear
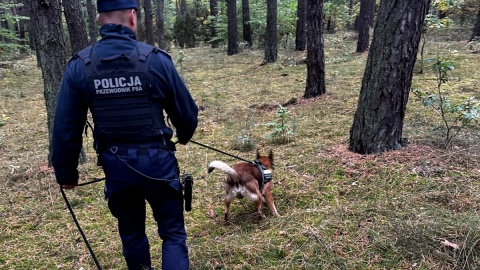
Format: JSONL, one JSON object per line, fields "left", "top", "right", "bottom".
{"left": 268, "top": 149, "right": 273, "bottom": 161}
{"left": 256, "top": 148, "right": 260, "bottom": 159}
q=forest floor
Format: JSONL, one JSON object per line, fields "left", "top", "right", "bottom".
{"left": 1, "top": 28, "right": 480, "bottom": 269}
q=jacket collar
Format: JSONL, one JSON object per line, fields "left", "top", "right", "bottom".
{"left": 99, "top": 24, "right": 137, "bottom": 41}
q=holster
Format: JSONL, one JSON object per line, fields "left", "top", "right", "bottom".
{"left": 181, "top": 174, "right": 193, "bottom": 212}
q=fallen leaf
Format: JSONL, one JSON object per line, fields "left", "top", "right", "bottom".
{"left": 206, "top": 204, "right": 216, "bottom": 219}
{"left": 441, "top": 239, "right": 459, "bottom": 250}
{"left": 211, "top": 259, "right": 221, "bottom": 269}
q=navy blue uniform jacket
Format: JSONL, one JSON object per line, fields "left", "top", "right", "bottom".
{"left": 52, "top": 24, "right": 198, "bottom": 186}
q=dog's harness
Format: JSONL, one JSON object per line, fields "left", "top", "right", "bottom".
{"left": 252, "top": 159, "right": 272, "bottom": 187}
{"left": 189, "top": 140, "right": 273, "bottom": 187}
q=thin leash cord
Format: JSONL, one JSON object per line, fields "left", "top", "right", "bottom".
{"left": 78, "top": 177, "right": 105, "bottom": 186}
{"left": 190, "top": 140, "right": 252, "bottom": 163}
{"left": 60, "top": 187, "right": 103, "bottom": 270}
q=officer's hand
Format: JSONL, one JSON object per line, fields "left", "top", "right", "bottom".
{"left": 62, "top": 184, "right": 77, "bottom": 190}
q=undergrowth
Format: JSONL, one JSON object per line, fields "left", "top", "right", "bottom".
{"left": 0, "top": 28, "right": 479, "bottom": 269}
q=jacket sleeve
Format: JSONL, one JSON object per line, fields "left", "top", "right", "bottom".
{"left": 51, "top": 60, "right": 88, "bottom": 185}
{"left": 150, "top": 52, "right": 198, "bottom": 145}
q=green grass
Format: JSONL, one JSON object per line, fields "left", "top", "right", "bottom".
{"left": 1, "top": 29, "right": 480, "bottom": 269}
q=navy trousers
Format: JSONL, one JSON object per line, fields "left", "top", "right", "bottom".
{"left": 100, "top": 147, "right": 189, "bottom": 270}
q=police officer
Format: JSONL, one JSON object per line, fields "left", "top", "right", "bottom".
{"left": 52, "top": 0, "right": 198, "bottom": 269}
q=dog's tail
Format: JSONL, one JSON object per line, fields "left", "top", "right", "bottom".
{"left": 207, "top": 161, "right": 240, "bottom": 183}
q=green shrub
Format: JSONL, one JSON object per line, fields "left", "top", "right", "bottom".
{"left": 412, "top": 55, "right": 480, "bottom": 148}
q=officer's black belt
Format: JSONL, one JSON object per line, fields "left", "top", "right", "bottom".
{"left": 99, "top": 140, "right": 176, "bottom": 153}
{"left": 108, "top": 146, "right": 178, "bottom": 182}
{"left": 105, "top": 146, "right": 171, "bottom": 156}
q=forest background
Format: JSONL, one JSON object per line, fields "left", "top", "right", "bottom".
{"left": 1, "top": 0, "right": 480, "bottom": 269}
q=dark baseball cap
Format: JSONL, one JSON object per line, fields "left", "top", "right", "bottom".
{"left": 97, "top": 0, "right": 138, "bottom": 13}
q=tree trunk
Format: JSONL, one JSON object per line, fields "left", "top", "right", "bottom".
{"left": 28, "top": 0, "right": 67, "bottom": 165}
{"left": 241, "top": 0, "right": 252, "bottom": 47}
{"left": 10, "top": 1, "right": 17, "bottom": 45}
{"left": 180, "top": 0, "right": 187, "bottom": 15}
{"left": 13, "top": 0, "right": 28, "bottom": 53}
{"left": 143, "top": 0, "right": 154, "bottom": 45}
{"left": 63, "top": 0, "right": 89, "bottom": 54}
{"left": 295, "top": 0, "right": 307, "bottom": 51}
{"left": 227, "top": 0, "right": 238, "bottom": 55}
{"left": 156, "top": 0, "right": 166, "bottom": 49}
{"left": 438, "top": 10, "right": 446, "bottom": 20}
{"left": 28, "top": 19, "right": 35, "bottom": 51}
{"left": 356, "top": 0, "right": 375, "bottom": 53}
{"left": 136, "top": 0, "right": 146, "bottom": 42}
{"left": 471, "top": 9, "right": 480, "bottom": 41}
{"left": 264, "top": 0, "right": 277, "bottom": 63}
{"left": 326, "top": 18, "right": 334, "bottom": 33}
{"left": 86, "top": 0, "right": 97, "bottom": 45}
{"left": 62, "top": 0, "right": 89, "bottom": 163}
{"left": 346, "top": 0, "right": 354, "bottom": 30}
{"left": 304, "top": 0, "right": 325, "bottom": 98}
{"left": 209, "top": 0, "right": 219, "bottom": 48}
{"left": 1, "top": 4, "right": 10, "bottom": 43}
{"left": 349, "top": 0, "right": 431, "bottom": 154}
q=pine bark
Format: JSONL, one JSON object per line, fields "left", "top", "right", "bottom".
{"left": 209, "top": 0, "right": 219, "bottom": 48}
{"left": 86, "top": 0, "right": 97, "bottom": 44}
{"left": 136, "top": 0, "right": 146, "bottom": 42}
{"left": 471, "top": 9, "right": 480, "bottom": 41}
{"left": 143, "top": 0, "right": 154, "bottom": 45}
{"left": 227, "top": 0, "right": 238, "bottom": 55}
{"left": 295, "top": 0, "right": 307, "bottom": 51}
{"left": 13, "top": 0, "right": 28, "bottom": 52}
{"left": 63, "top": 0, "right": 89, "bottom": 54}
{"left": 304, "top": 0, "right": 326, "bottom": 98}
{"left": 1, "top": 2, "right": 10, "bottom": 43}
{"left": 156, "top": 0, "right": 166, "bottom": 49}
{"left": 349, "top": 0, "right": 431, "bottom": 154}
{"left": 28, "top": 0, "right": 67, "bottom": 164}
{"left": 242, "top": 0, "right": 252, "bottom": 47}
{"left": 347, "top": 0, "right": 354, "bottom": 30}
{"left": 180, "top": 0, "right": 187, "bottom": 15}
{"left": 356, "top": 0, "right": 375, "bottom": 53}
{"left": 264, "top": 0, "right": 277, "bottom": 63}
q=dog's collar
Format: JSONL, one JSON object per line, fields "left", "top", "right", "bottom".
{"left": 252, "top": 159, "right": 272, "bottom": 186}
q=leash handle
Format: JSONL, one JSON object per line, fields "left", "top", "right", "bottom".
{"left": 60, "top": 187, "right": 103, "bottom": 270}
{"left": 190, "top": 140, "right": 252, "bottom": 163}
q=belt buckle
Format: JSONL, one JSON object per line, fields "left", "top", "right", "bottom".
{"left": 109, "top": 146, "right": 118, "bottom": 154}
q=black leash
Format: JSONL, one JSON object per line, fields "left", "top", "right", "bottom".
{"left": 60, "top": 186, "right": 103, "bottom": 270}
{"left": 77, "top": 177, "right": 105, "bottom": 186}
{"left": 190, "top": 140, "right": 252, "bottom": 163}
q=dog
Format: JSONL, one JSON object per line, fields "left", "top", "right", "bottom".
{"left": 207, "top": 149, "right": 279, "bottom": 221}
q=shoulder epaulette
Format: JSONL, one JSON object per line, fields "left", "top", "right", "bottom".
{"left": 136, "top": 41, "right": 172, "bottom": 60}
{"left": 71, "top": 45, "right": 94, "bottom": 65}
{"left": 136, "top": 42, "right": 155, "bottom": 62}
{"left": 157, "top": 48, "right": 172, "bottom": 60}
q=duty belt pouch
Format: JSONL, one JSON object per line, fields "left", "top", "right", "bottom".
{"left": 181, "top": 174, "right": 193, "bottom": 212}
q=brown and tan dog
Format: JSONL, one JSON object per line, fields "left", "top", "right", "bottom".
{"left": 207, "top": 150, "right": 279, "bottom": 221}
